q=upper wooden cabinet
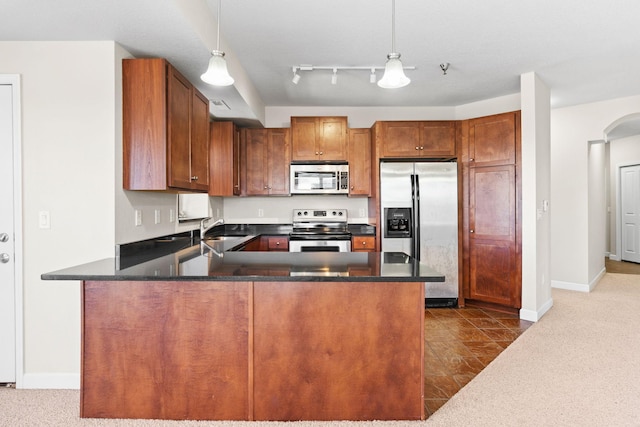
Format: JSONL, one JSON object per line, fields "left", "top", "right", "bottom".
{"left": 123, "top": 58, "right": 209, "bottom": 192}
{"left": 209, "top": 121, "right": 240, "bottom": 196}
{"left": 291, "top": 116, "right": 348, "bottom": 161}
{"left": 377, "top": 121, "right": 456, "bottom": 158}
{"left": 347, "top": 128, "right": 371, "bottom": 196}
{"left": 468, "top": 111, "right": 518, "bottom": 167}
{"left": 243, "top": 128, "right": 291, "bottom": 196}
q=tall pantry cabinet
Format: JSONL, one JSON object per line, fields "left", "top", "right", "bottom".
{"left": 461, "top": 111, "right": 522, "bottom": 310}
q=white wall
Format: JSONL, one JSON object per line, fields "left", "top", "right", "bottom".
{"left": 224, "top": 195, "right": 371, "bottom": 224}
{"left": 588, "top": 141, "right": 607, "bottom": 284}
{"left": 550, "top": 94, "right": 640, "bottom": 289}
{"left": 0, "top": 41, "right": 119, "bottom": 387}
{"left": 264, "top": 94, "right": 521, "bottom": 128}
{"left": 520, "top": 72, "right": 552, "bottom": 321}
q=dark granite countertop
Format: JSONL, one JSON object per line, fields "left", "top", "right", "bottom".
{"left": 42, "top": 223, "right": 443, "bottom": 282}
{"left": 42, "top": 236, "right": 443, "bottom": 282}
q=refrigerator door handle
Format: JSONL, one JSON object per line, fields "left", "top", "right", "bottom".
{"left": 411, "top": 173, "right": 420, "bottom": 259}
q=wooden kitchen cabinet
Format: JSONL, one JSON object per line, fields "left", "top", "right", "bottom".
{"left": 468, "top": 111, "right": 517, "bottom": 167}
{"left": 291, "top": 116, "right": 348, "bottom": 161}
{"left": 209, "top": 121, "right": 241, "bottom": 196}
{"left": 242, "top": 128, "right": 290, "bottom": 195}
{"left": 351, "top": 236, "right": 375, "bottom": 252}
{"left": 347, "top": 128, "right": 372, "bottom": 196}
{"left": 266, "top": 236, "right": 289, "bottom": 251}
{"left": 462, "top": 111, "right": 521, "bottom": 311}
{"left": 377, "top": 121, "right": 456, "bottom": 158}
{"left": 123, "top": 58, "right": 209, "bottom": 192}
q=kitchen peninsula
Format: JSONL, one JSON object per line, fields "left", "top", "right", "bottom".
{"left": 42, "top": 235, "right": 444, "bottom": 421}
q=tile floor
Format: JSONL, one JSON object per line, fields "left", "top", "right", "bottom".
{"left": 424, "top": 307, "right": 533, "bottom": 417}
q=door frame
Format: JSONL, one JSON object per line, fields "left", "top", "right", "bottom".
{"left": 0, "top": 75, "right": 24, "bottom": 387}
{"left": 614, "top": 161, "right": 640, "bottom": 263}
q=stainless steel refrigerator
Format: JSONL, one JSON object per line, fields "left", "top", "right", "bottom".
{"left": 380, "top": 161, "right": 458, "bottom": 307}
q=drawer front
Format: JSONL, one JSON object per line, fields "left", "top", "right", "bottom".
{"left": 267, "top": 236, "right": 289, "bottom": 251}
{"left": 351, "top": 236, "right": 375, "bottom": 252}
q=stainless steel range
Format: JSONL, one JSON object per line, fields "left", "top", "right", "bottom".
{"left": 289, "top": 209, "right": 352, "bottom": 252}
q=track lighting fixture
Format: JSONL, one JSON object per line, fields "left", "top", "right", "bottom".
{"left": 290, "top": 64, "right": 415, "bottom": 85}
{"left": 290, "top": 0, "right": 416, "bottom": 88}
{"left": 201, "top": 0, "right": 234, "bottom": 86}
{"left": 292, "top": 67, "right": 301, "bottom": 84}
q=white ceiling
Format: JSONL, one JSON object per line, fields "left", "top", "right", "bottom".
{"left": 3, "top": 0, "right": 640, "bottom": 126}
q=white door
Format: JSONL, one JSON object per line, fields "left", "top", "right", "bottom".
{"left": 0, "top": 84, "right": 16, "bottom": 383}
{"left": 621, "top": 164, "right": 640, "bottom": 263}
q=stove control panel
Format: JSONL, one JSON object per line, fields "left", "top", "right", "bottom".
{"left": 293, "top": 209, "right": 347, "bottom": 222}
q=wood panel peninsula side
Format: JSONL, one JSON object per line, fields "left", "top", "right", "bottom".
{"left": 43, "top": 247, "right": 441, "bottom": 421}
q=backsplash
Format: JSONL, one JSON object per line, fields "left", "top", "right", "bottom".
{"left": 223, "top": 195, "right": 371, "bottom": 224}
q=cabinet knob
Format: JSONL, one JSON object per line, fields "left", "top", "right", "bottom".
{"left": 420, "top": 146, "right": 424, "bottom": 150}
{"left": 361, "top": 241, "right": 367, "bottom": 246}
{"left": 191, "top": 176, "right": 198, "bottom": 181}
{"left": 350, "top": 186, "right": 354, "bottom": 190}
{"left": 319, "top": 151, "right": 323, "bottom": 155}
{"left": 264, "top": 185, "right": 268, "bottom": 189}
{"left": 315, "top": 151, "right": 319, "bottom": 155}
{"left": 469, "top": 158, "right": 474, "bottom": 162}
{"left": 415, "top": 146, "right": 420, "bottom": 150}
{"left": 470, "top": 229, "right": 475, "bottom": 233}
{"left": 275, "top": 241, "right": 280, "bottom": 245}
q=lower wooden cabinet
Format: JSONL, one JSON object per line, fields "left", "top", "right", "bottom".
{"left": 351, "top": 236, "right": 375, "bottom": 252}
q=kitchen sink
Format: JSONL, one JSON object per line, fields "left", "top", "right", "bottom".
{"left": 205, "top": 235, "right": 244, "bottom": 241}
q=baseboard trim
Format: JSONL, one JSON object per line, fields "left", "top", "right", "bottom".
{"left": 551, "top": 279, "right": 590, "bottom": 292}
{"left": 609, "top": 253, "right": 621, "bottom": 261}
{"left": 519, "top": 297, "right": 554, "bottom": 322}
{"left": 551, "top": 267, "right": 606, "bottom": 293}
{"left": 21, "top": 373, "right": 80, "bottom": 390}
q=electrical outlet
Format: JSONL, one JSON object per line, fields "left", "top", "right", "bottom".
{"left": 169, "top": 209, "right": 175, "bottom": 223}
{"left": 134, "top": 209, "right": 142, "bottom": 226}
{"left": 154, "top": 209, "right": 161, "bottom": 224}
{"left": 359, "top": 208, "right": 365, "bottom": 217}
{"left": 258, "top": 208, "right": 264, "bottom": 217}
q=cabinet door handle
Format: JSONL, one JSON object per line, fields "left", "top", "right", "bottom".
{"left": 191, "top": 176, "right": 198, "bottom": 181}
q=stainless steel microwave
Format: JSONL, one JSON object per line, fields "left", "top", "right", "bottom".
{"left": 290, "top": 164, "right": 349, "bottom": 195}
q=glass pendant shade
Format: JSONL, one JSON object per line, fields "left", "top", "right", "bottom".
{"left": 377, "top": 53, "right": 410, "bottom": 89}
{"left": 201, "top": 50, "right": 234, "bottom": 86}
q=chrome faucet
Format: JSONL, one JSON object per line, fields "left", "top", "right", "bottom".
{"left": 200, "top": 217, "right": 224, "bottom": 240}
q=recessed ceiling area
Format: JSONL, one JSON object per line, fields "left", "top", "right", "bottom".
{"left": 3, "top": 0, "right": 640, "bottom": 125}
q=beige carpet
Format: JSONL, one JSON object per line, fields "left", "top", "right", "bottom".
{"left": 2, "top": 273, "right": 639, "bottom": 427}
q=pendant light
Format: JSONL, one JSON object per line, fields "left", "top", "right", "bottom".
{"left": 377, "top": 0, "right": 410, "bottom": 89}
{"left": 201, "top": 0, "right": 234, "bottom": 86}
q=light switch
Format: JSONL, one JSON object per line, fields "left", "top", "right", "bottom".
{"left": 38, "top": 211, "right": 50, "bottom": 229}
{"left": 134, "top": 210, "right": 142, "bottom": 226}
